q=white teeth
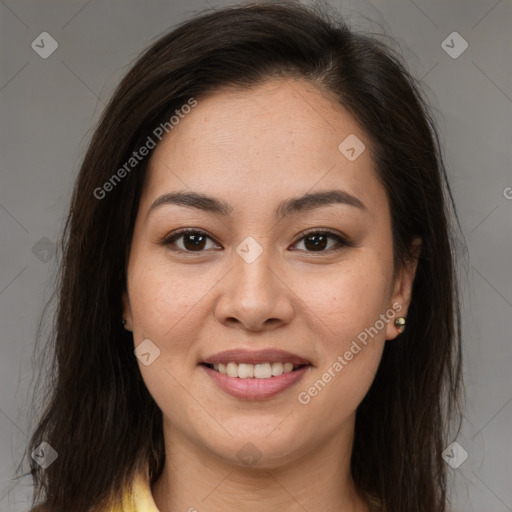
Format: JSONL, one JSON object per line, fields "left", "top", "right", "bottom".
{"left": 254, "top": 363, "right": 272, "bottom": 379}
{"left": 271, "top": 362, "right": 283, "bottom": 376}
{"left": 213, "top": 361, "right": 302, "bottom": 378}
{"left": 226, "top": 362, "right": 238, "bottom": 377}
{"left": 238, "top": 363, "right": 254, "bottom": 378}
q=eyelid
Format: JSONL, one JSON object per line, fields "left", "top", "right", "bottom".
{"left": 160, "top": 227, "right": 352, "bottom": 253}
{"left": 160, "top": 228, "right": 221, "bottom": 250}
{"left": 292, "top": 227, "right": 351, "bottom": 246}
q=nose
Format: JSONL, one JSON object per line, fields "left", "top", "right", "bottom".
{"left": 214, "top": 244, "right": 295, "bottom": 332}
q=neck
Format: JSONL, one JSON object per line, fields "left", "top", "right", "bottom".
{"left": 152, "top": 415, "right": 369, "bottom": 512}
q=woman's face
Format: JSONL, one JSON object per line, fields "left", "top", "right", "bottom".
{"left": 122, "top": 78, "right": 418, "bottom": 467}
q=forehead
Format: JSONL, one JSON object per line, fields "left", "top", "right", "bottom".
{"left": 142, "top": 79, "right": 385, "bottom": 216}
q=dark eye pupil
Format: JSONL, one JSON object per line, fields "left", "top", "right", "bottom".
{"left": 180, "top": 233, "right": 331, "bottom": 252}
{"left": 304, "top": 234, "right": 328, "bottom": 251}
{"left": 184, "top": 233, "right": 206, "bottom": 251}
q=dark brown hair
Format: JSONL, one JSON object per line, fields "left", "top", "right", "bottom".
{"left": 25, "top": 1, "right": 463, "bottom": 511}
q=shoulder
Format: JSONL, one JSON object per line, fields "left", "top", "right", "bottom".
{"left": 28, "top": 472, "right": 160, "bottom": 512}
{"left": 119, "top": 471, "right": 161, "bottom": 512}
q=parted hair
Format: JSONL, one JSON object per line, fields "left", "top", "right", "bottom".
{"left": 25, "top": 2, "right": 463, "bottom": 511}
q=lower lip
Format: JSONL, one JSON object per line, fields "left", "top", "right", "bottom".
{"left": 201, "top": 364, "right": 311, "bottom": 400}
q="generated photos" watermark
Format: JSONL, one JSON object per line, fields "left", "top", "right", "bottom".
{"left": 94, "top": 97, "right": 197, "bottom": 200}
{"left": 298, "top": 302, "right": 402, "bottom": 405}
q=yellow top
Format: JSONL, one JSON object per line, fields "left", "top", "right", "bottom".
{"left": 111, "top": 472, "right": 160, "bottom": 512}
{"left": 110, "top": 471, "right": 381, "bottom": 512}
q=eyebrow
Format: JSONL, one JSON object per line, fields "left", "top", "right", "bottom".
{"left": 146, "top": 189, "right": 367, "bottom": 220}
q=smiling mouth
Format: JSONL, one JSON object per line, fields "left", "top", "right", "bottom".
{"left": 201, "top": 361, "right": 310, "bottom": 379}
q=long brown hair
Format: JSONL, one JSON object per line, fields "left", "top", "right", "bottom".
{"left": 25, "top": 2, "right": 463, "bottom": 511}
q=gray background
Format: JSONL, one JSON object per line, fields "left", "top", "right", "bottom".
{"left": 1, "top": 0, "right": 511, "bottom": 510}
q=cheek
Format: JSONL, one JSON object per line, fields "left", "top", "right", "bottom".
{"left": 294, "top": 256, "right": 390, "bottom": 414}
{"left": 127, "top": 261, "right": 217, "bottom": 411}
{"left": 296, "top": 339, "right": 384, "bottom": 438}
{"left": 297, "top": 283, "right": 389, "bottom": 419}
{"left": 301, "top": 255, "right": 392, "bottom": 346}
{"left": 128, "top": 262, "right": 206, "bottom": 427}
{"left": 128, "top": 258, "right": 214, "bottom": 342}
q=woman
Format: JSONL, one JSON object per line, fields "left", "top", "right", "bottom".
{"left": 26, "top": 1, "right": 463, "bottom": 511}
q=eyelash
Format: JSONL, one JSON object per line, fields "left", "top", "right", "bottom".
{"left": 160, "top": 227, "right": 352, "bottom": 255}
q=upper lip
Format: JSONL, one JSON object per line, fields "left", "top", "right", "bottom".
{"left": 202, "top": 348, "right": 312, "bottom": 366}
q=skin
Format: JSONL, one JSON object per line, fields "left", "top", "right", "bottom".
{"left": 122, "top": 78, "right": 420, "bottom": 512}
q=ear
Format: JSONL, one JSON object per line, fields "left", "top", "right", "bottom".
{"left": 122, "top": 289, "right": 133, "bottom": 332}
{"left": 386, "top": 237, "right": 422, "bottom": 340}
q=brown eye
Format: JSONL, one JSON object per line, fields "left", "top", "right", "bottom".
{"left": 161, "top": 228, "right": 350, "bottom": 254}
{"left": 292, "top": 230, "right": 350, "bottom": 252}
{"left": 162, "top": 229, "right": 220, "bottom": 252}
{"left": 181, "top": 233, "right": 207, "bottom": 251}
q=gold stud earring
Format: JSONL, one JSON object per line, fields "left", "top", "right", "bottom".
{"left": 394, "top": 317, "right": 406, "bottom": 334}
